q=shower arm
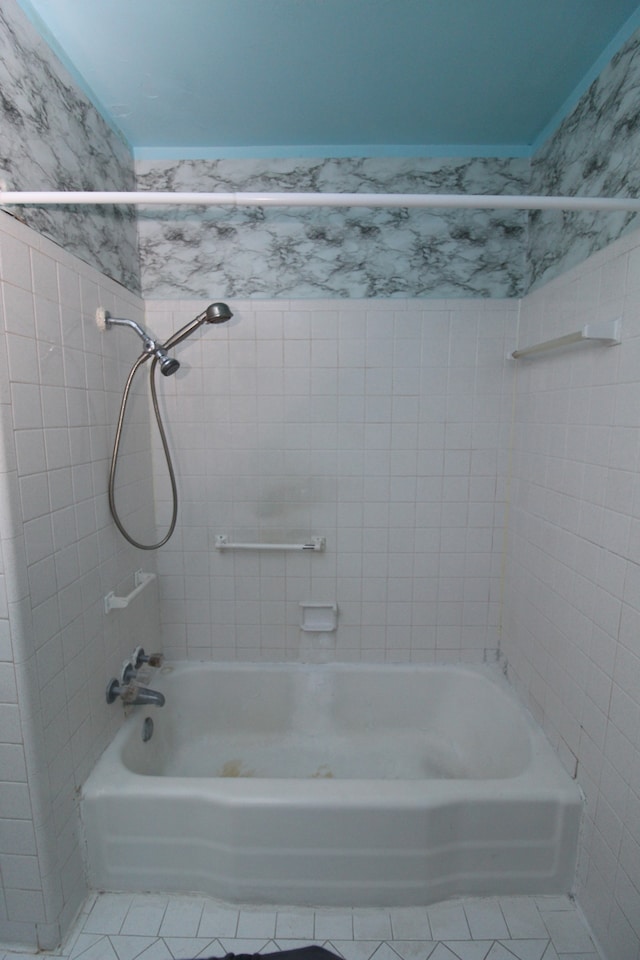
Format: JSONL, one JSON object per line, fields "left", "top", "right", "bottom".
{"left": 102, "top": 315, "right": 158, "bottom": 355}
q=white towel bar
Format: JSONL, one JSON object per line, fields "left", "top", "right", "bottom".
{"left": 104, "top": 570, "right": 156, "bottom": 613}
{"left": 215, "top": 535, "right": 326, "bottom": 552}
{"left": 511, "top": 318, "right": 621, "bottom": 359}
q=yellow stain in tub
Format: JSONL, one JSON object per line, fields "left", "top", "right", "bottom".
{"left": 218, "top": 759, "right": 255, "bottom": 777}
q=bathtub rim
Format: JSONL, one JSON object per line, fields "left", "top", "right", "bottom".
{"left": 85, "top": 659, "right": 580, "bottom": 801}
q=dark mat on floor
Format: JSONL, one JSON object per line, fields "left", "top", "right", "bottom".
{"left": 202, "top": 948, "right": 341, "bottom": 960}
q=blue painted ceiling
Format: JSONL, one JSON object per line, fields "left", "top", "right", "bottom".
{"left": 15, "top": 0, "right": 640, "bottom": 158}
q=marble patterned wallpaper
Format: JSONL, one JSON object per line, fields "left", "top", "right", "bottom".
{"left": 135, "top": 157, "right": 529, "bottom": 299}
{"left": 0, "top": 0, "right": 139, "bottom": 293}
{"left": 528, "top": 25, "right": 640, "bottom": 291}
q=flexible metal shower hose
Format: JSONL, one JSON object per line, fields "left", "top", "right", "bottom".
{"left": 108, "top": 352, "right": 178, "bottom": 550}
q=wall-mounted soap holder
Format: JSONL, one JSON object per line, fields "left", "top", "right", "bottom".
{"left": 299, "top": 602, "right": 338, "bottom": 632}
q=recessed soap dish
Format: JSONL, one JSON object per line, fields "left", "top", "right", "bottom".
{"left": 299, "top": 601, "right": 338, "bottom": 632}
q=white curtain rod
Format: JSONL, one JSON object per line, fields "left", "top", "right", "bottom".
{"left": 1, "top": 189, "right": 640, "bottom": 211}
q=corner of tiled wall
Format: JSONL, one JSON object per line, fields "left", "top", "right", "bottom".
{"left": 502, "top": 224, "right": 640, "bottom": 959}
{"left": 0, "top": 210, "right": 160, "bottom": 951}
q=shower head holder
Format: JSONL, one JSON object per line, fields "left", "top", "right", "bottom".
{"left": 96, "top": 308, "right": 181, "bottom": 376}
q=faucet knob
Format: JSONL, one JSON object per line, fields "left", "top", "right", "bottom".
{"left": 106, "top": 678, "right": 122, "bottom": 703}
{"left": 120, "top": 659, "right": 136, "bottom": 683}
{"left": 133, "top": 646, "right": 164, "bottom": 669}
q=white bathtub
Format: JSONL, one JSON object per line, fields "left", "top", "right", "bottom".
{"left": 81, "top": 661, "right": 582, "bottom": 906}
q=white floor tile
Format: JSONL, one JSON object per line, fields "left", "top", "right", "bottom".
{"left": 159, "top": 900, "right": 206, "bottom": 938}
{"left": 368, "top": 944, "right": 405, "bottom": 960}
{"left": 352, "top": 911, "right": 393, "bottom": 940}
{"left": 275, "top": 910, "right": 315, "bottom": 940}
{"left": 540, "top": 945, "right": 560, "bottom": 960}
{"left": 236, "top": 910, "right": 277, "bottom": 939}
{"left": 427, "top": 904, "right": 471, "bottom": 942}
{"left": 162, "top": 937, "right": 218, "bottom": 959}
{"left": 321, "top": 942, "right": 347, "bottom": 959}
{"left": 120, "top": 906, "right": 165, "bottom": 937}
{"left": 109, "top": 936, "right": 158, "bottom": 960}
{"left": 197, "top": 905, "right": 239, "bottom": 939}
{"left": 389, "top": 908, "right": 432, "bottom": 940}
{"left": 71, "top": 939, "right": 119, "bottom": 960}
{"left": 442, "top": 942, "right": 494, "bottom": 959}
{"left": 386, "top": 941, "right": 438, "bottom": 960}
{"left": 483, "top": 945, "right": 517, "bottom": 960}
{"left": 131, "top": 942, "right": 173, "bottom": 960}
{"left": 71, "top": 934, "right": 112, "bottom": 959}
{"left": 83, "top": 896, "right": 134, "bottom": 936}
{"left": 427, "top": 945, "right": 463, "bottom": 960}
{"left": 330, "top": 941, "right": 387, "bottom": 960}
{"left": 120, "top": 899, "right": 169, "bottom": 938}
{"left": 497, "top": 900, "right": 548, "bottom": 940}
{"left": 555, "top": 954, "right": 600, "bottom": 959}
{"left": 462, "top": 902, "right": 509, "bottom": 941}
{"left": 496, "top": 940, "right": 548, "bottom": 960}
{"left": 540, "top": 912, "right": 595, "bottom": 954}
{"left": 314, "top": 912, "right": 354, "bottom": 941}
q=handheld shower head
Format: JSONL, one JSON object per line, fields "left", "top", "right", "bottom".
{"left": 104, "top": 298, "right": 235, "bottom": 551}
{"left": 205, "top": 302, "right": 233, "bottom": 323}
{"left": 161, "top": 301, "right": 234, "bottom": 351}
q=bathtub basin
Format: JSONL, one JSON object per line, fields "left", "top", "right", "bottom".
{"left": 81, "top": 661, "right": 582, "bottom": 906}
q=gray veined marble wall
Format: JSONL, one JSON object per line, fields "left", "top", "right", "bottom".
{"left": 136, "top": 157, "right": 530, "bottom": 299}
{"left": 0, "top": 0, "right": 139, "bottom": 293}
{"left": 528, "top": 25, "right": 640, "bottom": 291}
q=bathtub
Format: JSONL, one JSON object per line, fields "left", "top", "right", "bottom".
{"left": 81, "top": 661, "right": 582, "bottom": 906}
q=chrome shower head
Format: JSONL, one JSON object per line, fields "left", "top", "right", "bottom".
{"left": 154, "top": 301, "right": 235, "bottom": 352}
{"left": 155, "top": 349, "right": 180, "bottom": 376}
{"left": 204, "top": 302, "right": 233, "bottom": 323}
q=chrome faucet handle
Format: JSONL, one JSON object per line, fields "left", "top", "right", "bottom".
{"left": 106, "top": 678, "right": 123, "bottom": 703}
{"left": 120, "top": 659, "right": 136, "bottom": 683}
{"left": 132, "top": 646, "right": 164, "bottom": 669}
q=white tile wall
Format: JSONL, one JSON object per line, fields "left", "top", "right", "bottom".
{"left": 145, "top": 298, "right": 517, "bottom": 665}
{"left": 0, "top": 212, "right": 160, "bottom": 951}
{"left": 502, "top": 224, "right": 640, "bottom": 959}
{"left": 4, "top": 206, "right": 640, "bottom": 959}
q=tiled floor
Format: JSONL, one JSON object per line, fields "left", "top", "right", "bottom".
{"left": 1, "top": 893, "right": 602, "bottom": 960}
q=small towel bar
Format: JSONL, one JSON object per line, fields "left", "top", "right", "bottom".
{"left": 215, "top": 535, "right": 326, "bottom": 552}
{"left": 104, "top": 570, "right": 156, "bottom": 613}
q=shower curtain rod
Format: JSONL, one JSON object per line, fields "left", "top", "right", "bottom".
{"left": 1, "top": 189, "right": 640, "bottom": 211}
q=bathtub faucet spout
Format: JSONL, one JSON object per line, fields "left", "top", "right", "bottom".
{"left": 106, "top": 678, "right": 165, "bottom": 707}
{"left": 126, "top": 685, "right": 165, "bottom": 707}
